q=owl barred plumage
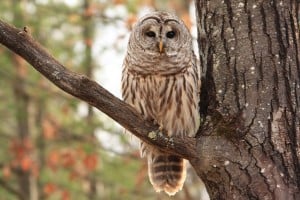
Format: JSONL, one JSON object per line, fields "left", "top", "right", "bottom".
{"left": 122, "top": 11, "right": 200, "bottom": 195}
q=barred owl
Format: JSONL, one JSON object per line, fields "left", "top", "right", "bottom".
{"left": 122, "top": 11, "right": 200, "bottom": 195}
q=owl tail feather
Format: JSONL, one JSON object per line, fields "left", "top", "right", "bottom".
{"left": 148, "top": 153, "right": 186, "bottom": 196}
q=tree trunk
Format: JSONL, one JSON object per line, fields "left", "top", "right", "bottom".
{"left": 194, "top": 0, "right": 300, "bottom": 199}
{"left": 12, "top": 53, "right": 31, "bottom": 200}
{"left": 11, "top": 1, "right": 32, "bottom": 198}
{"left": 82, "top": 1, "right": 98, "bottom": 199}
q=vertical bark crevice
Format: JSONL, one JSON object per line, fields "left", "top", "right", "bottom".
{"left": 289, "top": 6, "right": 300, "bottom": 81}
{"left": 195, "top": 1, "right": 218, "bottom": 120}
{"left": 224, "top": 0, "right": 241, "bottom": 111}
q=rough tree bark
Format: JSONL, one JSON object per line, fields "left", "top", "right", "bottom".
{"left": 195, "top": 0, "right": 300, "bottom": 199}
{"left": 0, "top": 0, "right": 299, "bottom": 199}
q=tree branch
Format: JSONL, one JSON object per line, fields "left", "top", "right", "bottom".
{"left": 0, "top": 19, "right": 197, "bottom": 160}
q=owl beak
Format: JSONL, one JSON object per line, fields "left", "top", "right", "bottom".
{"left": 159, "top": 40, "right": 164, "bottom": 53}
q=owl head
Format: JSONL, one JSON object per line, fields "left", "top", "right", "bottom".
{"left": 128, "top": 11, "right": 192, "bottom": 57}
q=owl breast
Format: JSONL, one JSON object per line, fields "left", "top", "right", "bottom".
{"left": 122, "top": 61, "right": 199, "bottom": 137}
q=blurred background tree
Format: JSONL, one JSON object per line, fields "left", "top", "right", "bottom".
{"left": 0, "top": 0, "right": 206, "bottom": 199}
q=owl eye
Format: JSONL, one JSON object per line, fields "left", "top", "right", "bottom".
{"left": 145, "top": 31, "right": 156, "bottom": 38}
{"left": 166, "top": 31, "right": 176, "bottom": 38}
